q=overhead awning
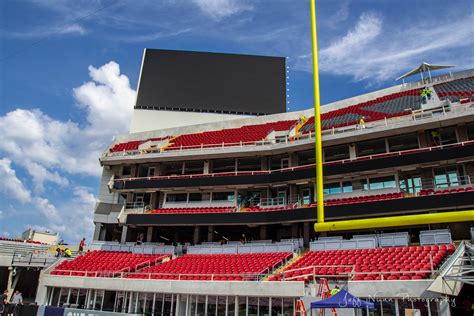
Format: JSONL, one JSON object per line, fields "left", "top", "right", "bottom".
{"left": 396, "top": 62, "right": 455, "bottom": 81}
{"left": 310, "top": 289, "right": 375, "bottom": 309}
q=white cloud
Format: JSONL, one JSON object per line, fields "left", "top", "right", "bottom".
{"left": 25, "top": 162, "right": 69, "bottom": 193}
{"left": 0, "top": 61, "right": 133, "bottom": 242}
{"left": 192, "top": 0, "right": 253, "bottom": 20}
{"left": 0, "top": 158, "right": 32, "bottom": 203}
{"left": 306, "top": 11, "right": 474, "bottom": 83}
{"left": 0, "top": 61, "right": 135, "bottom": 179}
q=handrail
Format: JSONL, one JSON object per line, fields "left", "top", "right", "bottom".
{"left": 114, "top": 140, "right": 474, "bottom": 183}
{"left": 102, "top": 100, "right": 474, "bottom": 159}
{"left": 50, "top": 269, "right": 270, "bottom": 281}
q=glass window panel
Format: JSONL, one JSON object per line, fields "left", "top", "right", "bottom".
{"left": 94, "top": 290, "right": 104, "bottom": 311}
{"left": 207, "top": 296, "right": 217, "bottom": 316}
{"left": 154, "top": 293, "right": 163, "bottom": 316}
{"left": 188, "top": 193, "right": 203, "bottom": 202}
{"left": 342, "top": 182, "right": 353, "bottom": 193}
{"left": 162, "top": 162, "right": 183, "bottom": 176}
{"left": 228, "top": 296, "right": 236, "bottom": 316}
{"left": 272, "top": 297, "right": 283, "bottom": 316}
{"left": 259, "top": 297, "right": 270, "bottom": 316}
{"left": 439, "top": 127, "right": 457, "bottom": 144}
{"left": 467, "top": 123, "right": 474, "bottom": 140}
{"left": 163, "top": 294, "right": 174, "bottom": 316}
{"left": 297, "top": 150, "right": 315, "bottom": 165}
{"left": 248, "top": 297, "right": 258, "bottom": 316}
{"left": 184, "top": 161, "right": 204, "bottom": 174}
{"left": 166, "top": 193, "right": 187, "bottom": 203}
{"left": 196, "top": 295, "right": 206, "bottom": 316}
{"left": 217, "top": 296, "right": 226, "bottom": 316}
{"left": 282, "top": 298, "right": 294, "bottom": 316}
{"left": 212, "top": 192, "right": 235, "bottom": 202}
{"left": 237, "top": 157, "right": 262, "bottom": 171}
{"left": 356, "top": 139, "right": 386, "bottom": 157}
{"left": 102, "top": 291, "right": 116, "bottom": 312}
{"left": 324, "top": 145, "right": 350, "bottom": 162}
{"left": 388, "top": 133, "right": 419, "bottom": 152}
{"left": 212, "top": 159, "right": 236, "bottom": 173}
{"left": 59, "top": 288, "right": 69, "bottom": 307}
{"left": 238, "top": 296, "right": 246, "bottom": 316}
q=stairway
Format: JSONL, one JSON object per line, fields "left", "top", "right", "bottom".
{"left": 262, "top": 251, "right": 305, "bottom": 281}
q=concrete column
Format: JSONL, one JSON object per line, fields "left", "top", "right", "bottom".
{"left": 418, "top": 131, "right": 428, "bottom": 147}
{"left": 289, "top": 184, "right": 297, "bottom": 202}
{"left": 93, "top": 223, "right": 101, "bottom": 241}
{"left": 303, "top": 222, "right": 310, "bottom": 247}
{"left": 261, "top": 157, "right": 268, "bottom": 171}
{"left": 349, "top": 143, "right": 357, "bottom": 159}
{"left": 207, "top": 226, "right": 214, "bottom": 242}
{"left": 292, "top": 224, "right": 299, "bottom": 238}
{"left": 193, "top": 226, "right": 200, "bottom": 245}
{"left": 234, "top": 296, "right": 239, "bottom": 316}
{"left": 457, "top": 124, "right": 469, "bottom": 142}
{"left": 259, "top": 226, "right": 267, "bottom": 240}
{"left": 146, "top": 227, "right": 153, "bottom": 242}
{"left": 120, "top": 226, "right": 128, "bottom": 244}
{"left": 203, "top": 160, "right": 210, "bottom": 174}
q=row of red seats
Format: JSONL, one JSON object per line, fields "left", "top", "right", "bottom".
{"left": 109, "top": 137, "right": 168, "bottom": 153}
{"left": 419, "top": 187, "right": 474, "bottom": 196}
{"left": 324, "top": 192, "right": 404, "bottom": 205}
{"left": 148, "top": 207, "right": 235, "bottom": 214}
{"left": 271, "top": 245, "right": 454, "bottom": 282}
{"left": 0, "top": 237, "right": 46, "bottom": 245}
{"left": 125, "top": 253, "right": 292, "bottom": 280}
{"left": 51, "top": 251, "right": 170, "bottom": 277}
{"left": 166, "top": 120, "right": 297, "bottom": 150}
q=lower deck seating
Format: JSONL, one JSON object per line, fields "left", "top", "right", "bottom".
{"left": 51, "top": 251, "right": 170, "bottom": 277}
{"left": 126, "top": 253, "right": 292, "bottom": 280}
{"left": 0, "top": 237, "right": 46, "bottom": 245}
{"left": 148, "top": 207, "right": 235, "bottom": 214}
{"left": 273, "top": 245, "right": 454, "bottom": 282}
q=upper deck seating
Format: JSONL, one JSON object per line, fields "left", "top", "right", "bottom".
{"left": 126, "top": 252, "right": 292, "bottom": 280}
{"left": 51, "top": 251, "right": 170, "bottom": 277}
{"left": 273, "top": 244, "right": 454, "bottom": 282}
{"left": 299, "top": 89, "right": 421, "bottom": 133}
{"left": 434, "top": 77, "right": 474, "bottom": 102}
{"left": 324, "top": 192, "right": 404, "bottom": 206}
{"left": 109, "top": 137, "right": 168, "bottom": 153}
{"left": 149, "top": 207, "right": 235, "bottom": 214}
{"left": 166, "top": 120, "right": 297, "bottom": 150}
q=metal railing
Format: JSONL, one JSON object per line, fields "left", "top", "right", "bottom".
{"left": 113, "top": 140, "right": 474, "bottom": 183}
{"left": 11, "top": 251, "right": 58, "bottom": 267}
{"left": 102, "top": 100, "right": 474, "bottom": 159}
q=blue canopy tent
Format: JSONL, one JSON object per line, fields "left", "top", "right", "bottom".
{"left": 310, "top": 289, "right": 374, "bottom": 315}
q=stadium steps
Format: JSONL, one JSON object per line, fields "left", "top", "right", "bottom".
{"left": 263, "top": 251, "right": 306, "bottom": 281}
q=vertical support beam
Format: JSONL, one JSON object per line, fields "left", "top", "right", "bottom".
{"left": 146, "top": 227, "right": 153, "bottom": 242}
{"left": 120, "top": 226, "right": 128, "bottom": 244}
{"left": 207, "top": 226, "right": 214, "bottom": 242}
{"left": 93, "top": 223, "right": 101, "bottom": 241}
{"left": 310, "top": 0, "right": 324, "bottom": 224}
{"left": 193, "top": 226, "right": 200, "bottom": 245}
{"left": 260, "top": 226, "right": 267, "bottom": 240}
{"left": 291, "top": 224, "right": 298, "bottom": 239}
{"left": 303, "top": 222, "right": 310, "bottom": 247}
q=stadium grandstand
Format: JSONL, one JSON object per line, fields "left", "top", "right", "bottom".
{"left": 3, "top": 47, "right": 474, "bottom": 315}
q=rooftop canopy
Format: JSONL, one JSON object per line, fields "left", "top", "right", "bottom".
{"left": 396, "top": 62, "right": 455, "bottom": 81}
{"left": 310, "top": 289, "right": 375, "bottom": 309}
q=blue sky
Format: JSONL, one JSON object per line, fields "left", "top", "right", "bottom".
{"left": 0, "top": 0, "right": 473, "bottom": 243}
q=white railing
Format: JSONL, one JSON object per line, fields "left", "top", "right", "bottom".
{"left": 113, "top": 140, "right": 474, "bottom": 184}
